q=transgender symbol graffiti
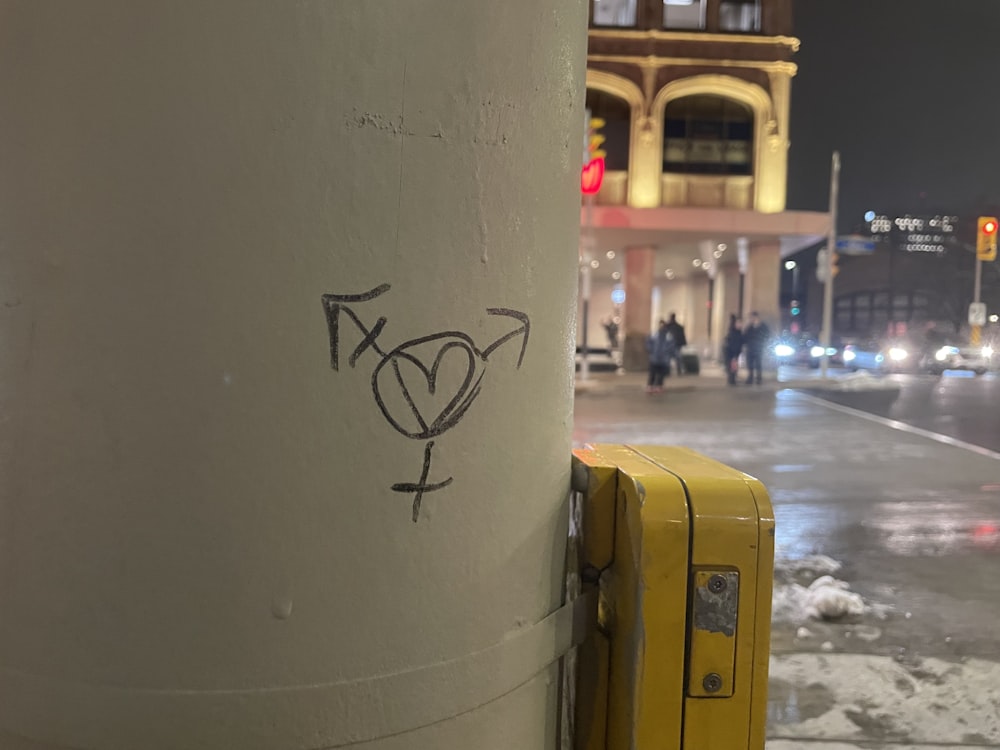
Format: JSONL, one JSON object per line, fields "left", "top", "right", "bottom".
{"left": 321, "top": 283, "right": 530, "bottom": 522}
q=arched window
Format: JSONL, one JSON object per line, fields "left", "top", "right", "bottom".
{"left": 586, "top": 89, "right": 631, "bottom": 172}
{"left": 663, "top": 95, "right": 753, "bottom": 176}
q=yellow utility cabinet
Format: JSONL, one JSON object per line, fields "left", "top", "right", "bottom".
{"left": 571, "top": 445, "right": 775, "bottom": 750}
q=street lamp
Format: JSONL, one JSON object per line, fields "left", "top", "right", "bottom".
{"left": 785, "top": 260, "right": 799, "bottom": 297}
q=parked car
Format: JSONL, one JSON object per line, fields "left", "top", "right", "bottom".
{"left": 922, "top": 344, "right": 993, "bottom": 375}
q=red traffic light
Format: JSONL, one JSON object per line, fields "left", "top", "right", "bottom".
{"left": 985, "top": 220, "right": 998, "bottom": 235}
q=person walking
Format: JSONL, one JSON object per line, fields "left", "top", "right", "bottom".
{"left": 664, "top": 312, "right": 687, "bottom": 375}
{"left": 723, "top": 315, "right": 744, "bottom": 386}
{"left": 645, "top": 319, "right": 676, "bottom": 393}
{"left": 743, "top": 311, "right": 770, "bottom": 385}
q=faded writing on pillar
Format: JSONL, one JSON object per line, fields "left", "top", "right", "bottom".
{"left": 321, "top": 284, "right": 530, "bottom": 522}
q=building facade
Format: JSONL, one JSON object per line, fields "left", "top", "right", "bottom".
{"left": 580, "top": 0, "right": 828, "bottom": 368}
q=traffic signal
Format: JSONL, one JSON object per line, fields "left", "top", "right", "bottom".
{"left": 790, "top": 300, "right": 801, "bottom": 316}
{"left": 977, "top": 216, "right": 998, "bottom": 261}
{"left": 581, "top": 113, "right": 606, "bottom": 195}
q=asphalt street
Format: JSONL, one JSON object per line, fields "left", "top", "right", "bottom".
{"left": 573, "top": 368, "right": 1000, "bottom": 748}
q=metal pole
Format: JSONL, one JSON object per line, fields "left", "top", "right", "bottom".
{"left": 972, "top": 255, "right": 984, "bottom": 345}
{"left": 0, "top": 3, "right": 587, "bottom": 748}
{"left": 580, "top": 192, "right": 594, "bottom": 380}
{"left": 792, "top": 265, "right": 799, "bottom": 299}
{"left": 820, "top": 150, "right": 841, "bottom": 378}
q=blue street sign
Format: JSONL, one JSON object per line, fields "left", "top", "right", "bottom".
{"left": 835, "top": 235, "right": 877, "bottom": 255}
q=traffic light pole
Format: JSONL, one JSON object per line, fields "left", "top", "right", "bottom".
{"left": 820, "top": 150, "right": 840, "bottom": 379}
{"left": 972, "top": 254, "right": 983, "bottom": 346}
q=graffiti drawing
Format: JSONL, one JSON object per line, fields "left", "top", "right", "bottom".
{"left": 321, "top": 283, "right": 530, "bottom": 521}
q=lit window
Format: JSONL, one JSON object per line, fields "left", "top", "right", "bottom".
{"left": 719, "top": 0, "right": 761, "bottom": 32}
{"left": 663, "top": 0, "right": 705, "bottom": 29}
{"left": 593, "top": 0, "right": 637, "bottom": 27}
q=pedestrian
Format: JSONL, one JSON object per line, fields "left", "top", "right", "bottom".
{"left": 743, "top": 311, "right": 770, "bottom": 385}
{"left": 602, "top": 316, "right": 619, "bottom": 350}
{"left": 645, "top": 319, "right": 676, "bottom": 393}
{"left": 724, "top": 315, "right": 744, "bottom": 386}
{"left": 664, "top": 312, "right": 687, "bottom": 375}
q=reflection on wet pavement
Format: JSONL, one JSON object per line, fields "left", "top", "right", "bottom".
{"left": 767, "top": 679, "right": 836, "bottom": 725}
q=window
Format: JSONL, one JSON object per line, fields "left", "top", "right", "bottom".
{"left": 719, "top": 0, "right": 761, "bottom": 32}
{"left": 663, "top": 0, "right": 705, "bottom": 29}
{"left": 663, "top": 96, "right": 753, "bottom": 175}
{"left": 593, "top": 0, "right": 637, "bottom": 27}
{"left": 586, "top": 89, "right": 631, "bottom": 171}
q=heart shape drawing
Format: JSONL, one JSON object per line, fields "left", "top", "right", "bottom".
{"left": 372, "top": 332, "right": 485, "bottom": 440}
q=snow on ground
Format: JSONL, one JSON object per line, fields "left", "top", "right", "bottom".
{"left": 769, "top": 652, "right": 1000, "bottom": 745}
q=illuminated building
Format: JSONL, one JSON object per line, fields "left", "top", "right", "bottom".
{"left": 581, "top": 0, "right": 829, "bottom": 369}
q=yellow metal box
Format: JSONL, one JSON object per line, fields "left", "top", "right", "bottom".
{"left": 570, "top": 444, "right": 775, "bottom": 750}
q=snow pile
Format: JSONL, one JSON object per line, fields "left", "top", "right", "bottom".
{"left": 772, "top": 556, "right": 869, "bottom": 624}
{"left": 773, "top": 575, "right": 865, "bottom": 623}
{"left": 828, "top": 371, "right": 900, "bottom": 392}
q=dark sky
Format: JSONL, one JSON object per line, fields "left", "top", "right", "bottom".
{"left": 788, "top": 1, "right": 1000, "bottom": 230}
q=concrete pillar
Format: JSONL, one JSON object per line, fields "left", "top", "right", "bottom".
{"left": 623, "top": 246, "right": 656, "bottom": 371}
{"left": 0, "top": 3, "right": 587, "bottom": 750}
{"left": 744, "top": 241, "right": 782, "bottom": 331}
{"left": 687, "top": 275, "right": 712, "bottom": 355}
{"left": 714, "top": 263, "right": 742, "bottom": 347}
{"left": 711, "top": 266, "right": 731, "bottom": 361}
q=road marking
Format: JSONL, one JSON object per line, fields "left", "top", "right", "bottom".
{"left": 794, "top": 391, "right": 1000, "bottom": 462}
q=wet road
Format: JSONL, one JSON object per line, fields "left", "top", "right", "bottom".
{"left": 841, "top": 370, "right": 1000, "bottom": 454}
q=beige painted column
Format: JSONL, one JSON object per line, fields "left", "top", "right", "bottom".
{"left": 623, "top": 246, "right": 656, "bottom": 371}
{"left": 0, "top": 3, "right": 587, "bottom": 749}
{"left": 744, "top": 241, "right": 782, "bottom": 331}
{"left": 687, "top": 275, "right": 712, "bottom": 355}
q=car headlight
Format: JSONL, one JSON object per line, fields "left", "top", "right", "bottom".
{"left": 774, "top": 344, "right": 795, "bottom": 357}
{"left": 810, "top": 345, "right": 825, "bottom": 358}
{"left": 888, "top": 347, "right": 908, "bottom": 362}
{"left": 983, "top": 346, "right": 994, "bottom": 358}
{"left": 935, "top": 348, "right": 948, "bottom": 361}
{"left": 843, "top": 349, "right": 856, "bottom": 362}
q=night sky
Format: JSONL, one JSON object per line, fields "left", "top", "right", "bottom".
{"left": 788, "top": 1, "right": 1000, "bottom": 230}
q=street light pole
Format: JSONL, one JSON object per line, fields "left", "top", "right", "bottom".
{"left": 820, "top": 150, "right": 841, "bottom": 379}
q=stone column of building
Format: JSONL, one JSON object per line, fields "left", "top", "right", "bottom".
{"left": 623, "top": 246, "right": 656, "bottom": 371}
{"left": 765, "top": 64, "right": 796, "bottom": 214}
{"left": 686, "top": 275, "right": 713, "bottom": 357}
{"left": 0, "top": 3, "right": 586, "bottom": 749}
{"left": 712, "top": 264, "right": 741, "bottom": 357}
{"left": 744, "top": 241, "right": 783, "bottom": 329}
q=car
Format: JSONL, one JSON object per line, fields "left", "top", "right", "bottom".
{"left": 842, "top": 339, "right": 886, "bottom": 372}
{"left": 842, "top": 338, "right": 919, "bottom": 373}
{"left": 771, "top": 334, "right": 843, "bottom": 369}
{"left": 923, "top": 344, "right": 993, "bottom": 375}
{"left": 772, "top": 333, "right": 842, "bottom": 369}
